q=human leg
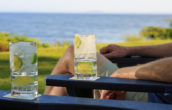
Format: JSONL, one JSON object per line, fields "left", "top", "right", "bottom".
{"left": 44, "top": 45, "right": 74, "bottom": 96}
{"left": 44, "top": 45, "right": 114, "bottom": 96}
{"left": 44, "top": 44, "right": 148, "bottom": 101}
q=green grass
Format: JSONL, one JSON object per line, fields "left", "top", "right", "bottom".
{"left": 0, "top": 39, "right": 172, "bottom": 94}
{"left": 0, "top": 48, "right": 63, "bottom": 94}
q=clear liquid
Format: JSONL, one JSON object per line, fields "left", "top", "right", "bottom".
{"left": 74, "top": 58, "right": 97, "bottom": 80}
{"left": 11, "top": 72, "right": 38, "bottom": 99}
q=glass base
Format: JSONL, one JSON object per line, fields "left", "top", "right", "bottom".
{"left": 75, "top": 73, "right": 97, "bottom": 80}
{"left": 11, "top": 91, "right": 38, "bottom": 100}
{"left": 4, "top": 93, "right": 40, "bottom": 100}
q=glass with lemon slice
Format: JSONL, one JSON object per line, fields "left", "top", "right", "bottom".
{"left": 74, "top": 34, "right": 97, "bottom": 80}
{"left": 9, "top": 42, "right": 38, "bottom": 99}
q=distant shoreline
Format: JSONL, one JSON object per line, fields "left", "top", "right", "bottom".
{"left": 0, "top": 13, "right": 171, "bottom": 43}
{"left": 0, "top": 12, "right": 172, "bottom": 15}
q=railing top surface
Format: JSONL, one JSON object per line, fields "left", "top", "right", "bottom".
{"left": 46, "top": 74, "right": 172, "bottom": 93}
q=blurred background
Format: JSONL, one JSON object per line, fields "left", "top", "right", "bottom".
{"left": 0, "top": 0, "right": 172, "bottom": 93}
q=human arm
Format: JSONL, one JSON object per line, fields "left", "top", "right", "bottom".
{"left": 113, "top": 57, "right": 172, "bottom": 83}
{"left": 100, "top": 42, "right": 172, "bottom": 58}
{"left": 100, "top": 57, "right": 172, "bottom": 99}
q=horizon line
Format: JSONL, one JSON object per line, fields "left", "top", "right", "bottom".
{"left": 0, "top": 11, "right": 172, "bottom": 15}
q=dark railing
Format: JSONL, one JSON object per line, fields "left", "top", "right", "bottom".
{"left": 0, "top": 56, "right": 172, "bottom": 110}
{"left": 0, "top": 90, "right": 171, "bottom": 110}
{"left": 109, "top": 56, "right": 160, "bottom": 67}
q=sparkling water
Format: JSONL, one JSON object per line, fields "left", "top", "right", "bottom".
{"left": 74, "top": 34, "right": 97, "bottom": 80}
{"left": 10, "top": 42, "right": 38, "bottom": 99}
{"left": 75, "top": 58, "right": 97, "bottom": 80}
{"left": 11, "top": 73, "right": 38, "bottom": 98}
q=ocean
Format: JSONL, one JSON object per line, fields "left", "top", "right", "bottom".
{"left": 0, "top": 13, "right": 172, "bottom": 43}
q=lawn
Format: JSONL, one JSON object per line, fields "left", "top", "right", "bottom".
{"left": 0, "top": 39, "right": 172, "bottom": 94}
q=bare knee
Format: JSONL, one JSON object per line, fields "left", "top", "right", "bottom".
{"left": 51, "top": 45, "right": 74, "bottom": 75}
{"left": 64, "top": 45, "right": 74, "bottom": 61}
{"left": 66, "top": 45, "right": 74, "bottom": 53}
{"left": 63, "top": 45, "right": 74, "bottom": 74}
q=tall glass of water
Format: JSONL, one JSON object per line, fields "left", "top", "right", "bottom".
{"left": 74, "top": 34, "right": 97, "bottom": 80}
{"left": 9, "top": 42, "right": 38, "bottom": 99}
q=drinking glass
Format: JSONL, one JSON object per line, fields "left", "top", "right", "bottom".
{"left": 9, "top": 42, "right": 38, "bottom": 99}
{"left": 74, "top": 34, "right": 97, "bottom": 80}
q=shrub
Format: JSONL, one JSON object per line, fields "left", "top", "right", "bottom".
{"left": 140, "top": 26, "right": 172, "bottom": 39}
{"left": 9, "top": 35, "right": 41, "bottom": 47}
{"left": 0, "top": 32, "right": 42, "bottom": 51}
{"left": 42, "top": 43, "right": 50, "bottom": 48}
{"left": 0, "top": 33, "right": 11, "bottom": 51}
{"left": 123, "top": 34, "right": 145, "bottom": 42}
{"left": 140, "top": 26, "right": 167, "bottom": 39}
{"left": 166, "top": 28, "right": 172, "bottom": 38}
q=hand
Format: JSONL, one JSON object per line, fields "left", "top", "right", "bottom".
{"left": 100, "top": 66, "right": 141, "bottom": 100}
{"left": 100, "top": 90, "right": 125, "bottom": 100}
{"left": 100, "top": 44, "right": 129, "bottom": 58}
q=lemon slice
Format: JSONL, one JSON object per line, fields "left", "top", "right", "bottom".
{"left": 77, "top": 62, "right": 94, "bottom": 73}
{"left": 74, "top": 34, "right": 82, "bottom": 48}
{"left": 13, "top": 76, "right": 34, "bottom": 86}
{"left": 31, "top": 53, "right": 37, "bottom": 64}
{"left": 14, "top": 55, "right": 22, "bottom": 72}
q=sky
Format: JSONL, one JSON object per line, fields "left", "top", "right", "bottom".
{"left": 0, "top": 0, "right": 172, "bottom": 14}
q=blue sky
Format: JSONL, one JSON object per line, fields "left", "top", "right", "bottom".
{"left": 0, "top": 0, "right": 172, "bottom": 14}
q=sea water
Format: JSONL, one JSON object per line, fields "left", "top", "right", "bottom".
{"left": 74, "top": 58, "right": 97, "bottom": 80}
{"left": 11, "top": 72, "right": 38, "bottom": 98}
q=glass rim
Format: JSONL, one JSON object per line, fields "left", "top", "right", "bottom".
{"left": 9, "top": 41, "right": 36, "bottom": 45}
{"left": 74, "top": 34, "right": 96, "bottom": 37}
